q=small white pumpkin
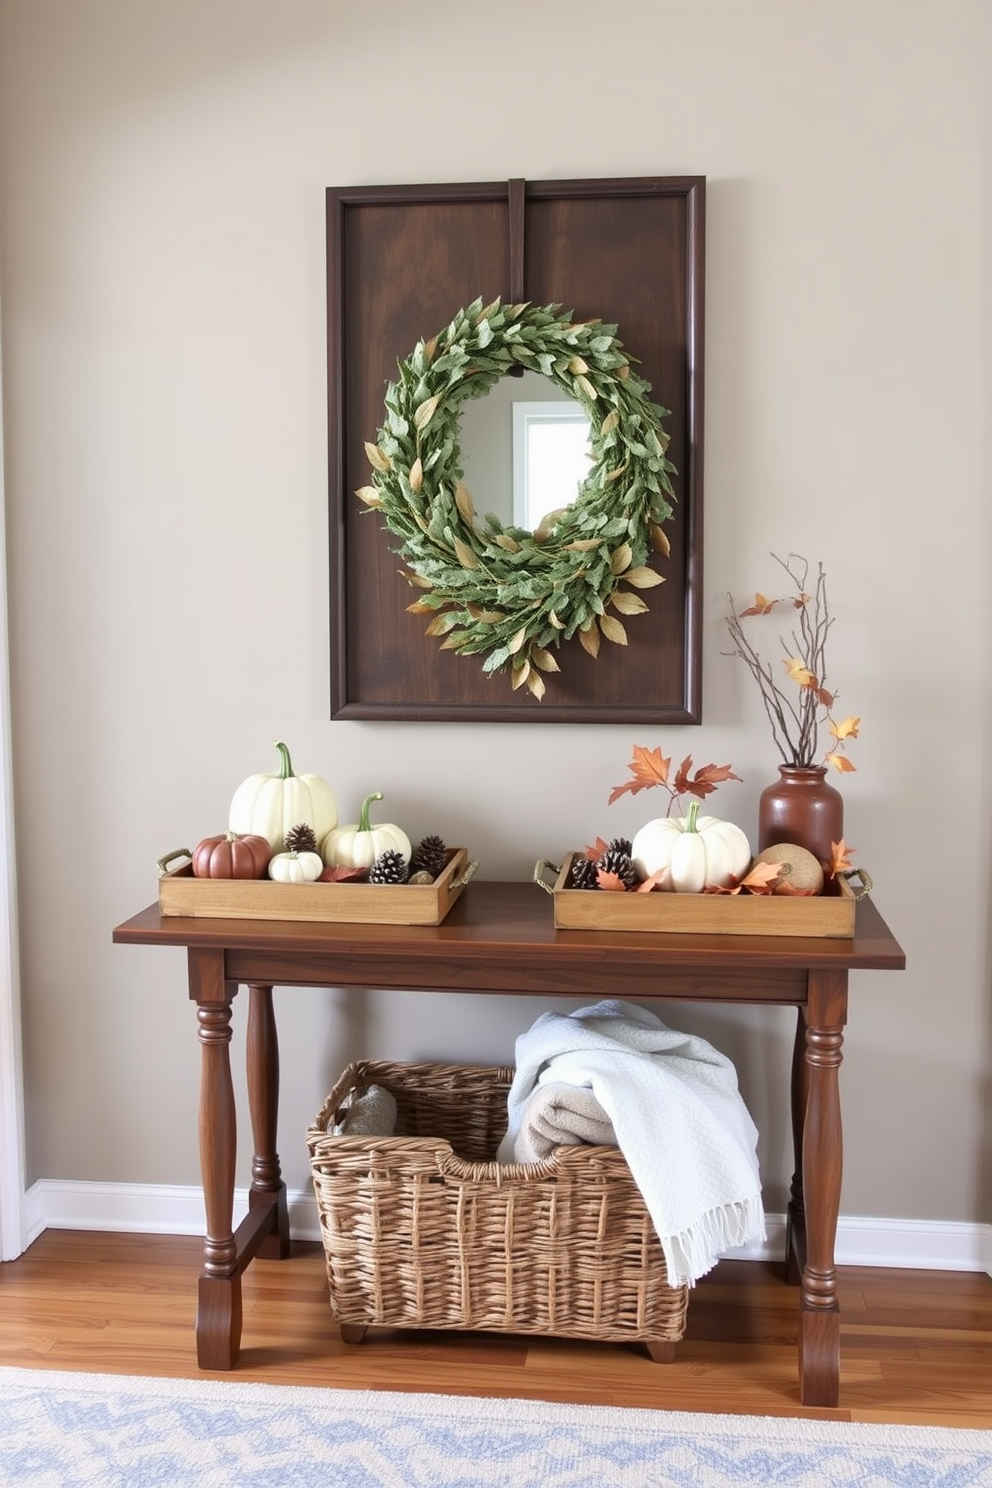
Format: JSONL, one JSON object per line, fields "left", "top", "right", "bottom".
{"left": 268, "top": 850, "right": 324, "bottom": 884}
{"left": 229, "top": 741, "right": 338, "bottom": 853}
{"left": 321, "top": 791, "right": 411, "bottom": 870}
{"left": 631, "top": 800, "right": 751, "bottom": 893}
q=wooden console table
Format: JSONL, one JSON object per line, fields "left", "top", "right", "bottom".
{"left": 113, "top": 883, "right": 904, "bottom": 1407}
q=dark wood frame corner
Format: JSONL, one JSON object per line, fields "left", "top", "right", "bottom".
{"left": 327, "top": 175, "right": 705, "bottom": 724}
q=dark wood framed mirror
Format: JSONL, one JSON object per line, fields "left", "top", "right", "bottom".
{"left": 327, "top": 175, "right": 705, "bottom": 723}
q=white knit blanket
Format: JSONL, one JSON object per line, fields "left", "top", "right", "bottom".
{"left": 495, "top": 1000, "right": 766, "bottom": 1286}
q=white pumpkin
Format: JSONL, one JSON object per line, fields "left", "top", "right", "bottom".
{"left": 631, "top": 800, "right": 751, "bottom": 893}
{"left": 268, "top": 850, "right": 324, "bottom": 884}
{"left": 229, "top": 741, "right": 338, "bottom": 853}
{"left": 321, "top": 791, "right": 412, "bottom": 870}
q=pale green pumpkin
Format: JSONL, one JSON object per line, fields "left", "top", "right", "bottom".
{"left": 321, "top": 792, "right": 411, "bottom": 870}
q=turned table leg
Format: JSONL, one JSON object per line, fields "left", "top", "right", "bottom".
{"left": 247, "top": 983, "right": 290, "bottom": 1259}
{"left": 189, "top": 948, "right": 242, "bottom": 1369}
{"left": 785, "top": 1007, "right": 808, "bottom": 1286}
{"left": 798, "top": 967, "right": 847, "bottom": 1407}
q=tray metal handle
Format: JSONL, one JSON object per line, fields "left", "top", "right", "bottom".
{"left": 157, "top": 848, "right": 192, "bottom": 877}
{"left": 452, "top": 857, "right": 480, "bottom": 889}
{"left": 533, "top": 859, "right": 562, "bottom": 896}
{"left": 838, "top": 866, "right": 873, "bottom": 900}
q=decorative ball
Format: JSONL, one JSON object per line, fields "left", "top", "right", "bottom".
{"left": 752, "top": 842, "right": 825, "bottom": 894}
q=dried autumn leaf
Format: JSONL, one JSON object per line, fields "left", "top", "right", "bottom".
{"left": 364, "top": 441, "right": 392, "bottom": 473}
{"left": 635, "top": 867, "right": 669, "bottom": 892}
{"left": 568, "top": 355, "right": 590, "bottom": 375}
{"left": 507, "top": 626, "right": 528, "bottom": 655}
{"left": 610, "top": 542, "right": 633, "bottom": 575}
{"left": 600, "top": 408, "right": 620, "bottom": 436}
{"left": 607, "top": 744, "right": 672, "bottom": 805}
{"left": 453, "top": 537, "right": 479, "bottom": 570}
{"left": 650, "top": 523, "right": 671, "bottom": 557}
{"left": 576, "top": 373, "right": 597, "bottom": 401}
{"left": 408, "top": 457, "right": 424, "bottom": 494}
{"left": 827, "top": 839, "right": 856, "bottom": 878}
{"left": 672, "top": 757, "right": 743, "bottom": 801}
{"left": 706, "top": 861, "right": 784, "bottom": 896}
{"left": 740, "top": 592, "right": 776, "bottom": 617}
{"left": 454, "top": 482, "right": 475, "bottom": 524}
{"left": 583, "top": 838, "right": 611, "bottom": 862}
{"left": 824, "top": 752, "right": 857, "bottom": 773}
{"left": 405, "top": 600, "right": 434, "bottom": 615}
{"left": 356, "top": 485, "right": 383, "bottom": 508}
{"left": 596, "top": 868, "right": 629, "bottom": 892}
{"left": 815, "top": 686, "right": 835, "bottom": 707}
{"left": 526, "top": 669, "right": 546, "bottom": 700}
{"left": 413, "top": 393, "right": 441, "bottom": 431}
{"left": 319, "top": 865, "right": 367, "bottom": 883}
{"left": 783, "top": 655, "right": 817, "bottom": 688}
{"left": 511, "top": 660, "right": 531, "bottom": 690}
{"left": 494, "top": 533, "right": 521, "bottom": 553}
{"left": 466, "top": 605, "right": 507, "bottom": 623}
{"left": 403, "top": 570, "right": 433, "bottom": 589}
{"left": 599, "top": 614, "right": 628, "bottom": 646}
{"left": 830, "top": 715, "right": 861, "bottom": 742}
{"left": 578, "top": 622, "right": 601, "bottom": 659}
{"left": 531, "top": 646, "right": 561, "bottom": 673}
{"left": 611, "top": 590, "right": 649, "bottom": 616}
{"left": 624, "top": 565, "right": 665, "bottom": 589}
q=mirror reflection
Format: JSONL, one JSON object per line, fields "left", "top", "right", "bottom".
{"left": 458, "top": 370, "right": 592, "bottom": 531}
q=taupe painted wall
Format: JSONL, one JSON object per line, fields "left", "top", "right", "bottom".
{"left": 0, "top": 0, "right": 988, "bottom": 1225}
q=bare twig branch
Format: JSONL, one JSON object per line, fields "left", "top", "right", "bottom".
{"left": 725, "top": 554, "right": 854, "bottom": 770}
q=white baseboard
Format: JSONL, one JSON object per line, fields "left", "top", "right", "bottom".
{"left": 21, "top": 1179, "right": 992, "bottom": 1277}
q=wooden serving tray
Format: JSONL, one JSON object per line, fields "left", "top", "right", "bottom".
{"left": 158, "top": 848, "right": 476, "bottom": 926}
{"left": 535, "top": 855, "right": 862, "bottom": 938}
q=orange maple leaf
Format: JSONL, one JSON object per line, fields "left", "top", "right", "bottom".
{"left": 826, "top": 839, "right": 856, "bottom": 879}
{"left": 738, "top": 860, "right": 786, "bottom": 895}
{"left": 596, "top": 868, "right": 630, "bottom": 892}
{"left": 815, "top": 686, "right": 835, "bottom": 708}
{"left": 783, "top": 656, "right": 817, "bottom": 688}
{"left": 607, "top": 744, "right": 672, "bottom": 804}
{"left": 740, "top": 592, "right": 777, "bottom": 616}
{"left": 583, "top": 837, "right": 611, "bottom": 862}
{"left": 635, "top": 867, "right": 669, "bottom": 892}
{"left": 829, "top": 715, "right": 861, "bottom": 742}
{"left": 672, "top": 758, "right": 743, "bottom": 800}
{"left": 824, "top": 752, "right": 857, "bottom": 773}
{"left": 703, "top": 861, "right": 784, "bottom": 896}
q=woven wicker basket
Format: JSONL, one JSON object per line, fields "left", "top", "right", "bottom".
{"left": 306, "top": 1059, "right": 689, "bottom": 1356}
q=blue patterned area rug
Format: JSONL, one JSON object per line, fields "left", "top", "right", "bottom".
{"left": 2, "top": 1366, "right": 991, "bottom": 1487}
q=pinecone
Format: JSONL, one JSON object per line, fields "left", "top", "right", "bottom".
{"left": 285, "top": 822, "right": 319, "bottom": 855}
{"left": 597, "top": 846, "right": 637, "bottom": 889}
{"left": 369, "top": 849, "right": 409, "bottom": 885}
{"left": 568, "top": 855, "right": 601, "bottom": 890}
{"left": 605, "top": 836, "right": 632, "bottom": 858}
{"left": 410, "top": 833, "right": 448, "bottom": 878}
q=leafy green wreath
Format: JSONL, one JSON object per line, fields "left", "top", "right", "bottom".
{"left": 358, "top": 298, "right": 677, "bottom": 698}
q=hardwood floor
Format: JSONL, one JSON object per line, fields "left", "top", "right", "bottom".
{"left": 1, "top": 1229, "right": 990, "bottom": 1428}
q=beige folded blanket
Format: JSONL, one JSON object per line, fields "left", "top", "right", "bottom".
{"left": 512, "top": 1081, "right": 617, "bottom": 1163}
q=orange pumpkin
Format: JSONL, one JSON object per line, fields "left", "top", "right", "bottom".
{"left": 192, "top": 830, "right": 271, "bottom": 880}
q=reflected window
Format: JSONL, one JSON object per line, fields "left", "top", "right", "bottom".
{"left": 512, "top": 401, "right": 592, "bottom": 530}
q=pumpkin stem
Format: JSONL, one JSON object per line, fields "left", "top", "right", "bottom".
{"left": 358, "top": 791, "right": 384, "bottom": 832}
{"left": 683, "top": 799, "right": 701, "bottom": 833}
{"left": 273, "top": 741, "right": 296, "bottom": 781}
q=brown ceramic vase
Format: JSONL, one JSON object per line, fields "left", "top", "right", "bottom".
{"left": 757, "top": 765, "right": 843, "bottom": 872}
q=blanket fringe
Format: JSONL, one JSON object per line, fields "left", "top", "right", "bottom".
{"left": 661, "top": 1196, "right": 767, "bottom": 1288}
